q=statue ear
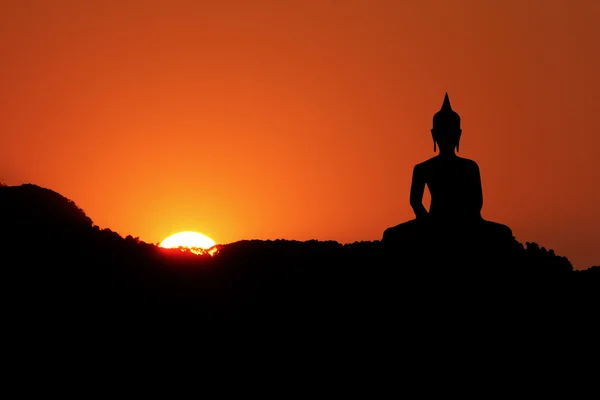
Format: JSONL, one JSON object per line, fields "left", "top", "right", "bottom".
{"left": 456, "top": 129, "right": 462, "bottom": 152}
{"left": 433, "top": 138, "right": 437, "bottom": 152}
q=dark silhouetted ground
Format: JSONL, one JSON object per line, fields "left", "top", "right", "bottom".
{"left": 1, "top": 184, "right": 597, "bottom": 341}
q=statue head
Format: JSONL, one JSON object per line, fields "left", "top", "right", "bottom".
{"left": 431, "top": 93, "right": 462, "bottom": 152}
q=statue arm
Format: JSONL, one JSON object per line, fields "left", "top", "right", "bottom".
{"left": 474, "top": 163, "right": 483, "bottom": 213}
{"left": 409, "top": 165, "right": 429, "bottom": 219}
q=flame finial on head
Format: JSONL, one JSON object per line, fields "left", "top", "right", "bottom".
{"left": 441, "top": 92, "right": 452, "bottom": 111}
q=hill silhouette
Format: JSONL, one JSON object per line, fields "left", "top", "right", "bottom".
{"left": 1, "top": 183, "right": 597, "bottom": 331}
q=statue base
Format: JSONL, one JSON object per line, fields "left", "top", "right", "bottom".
{"left": 382, "top": 218, "right": 520, "bottom": 275}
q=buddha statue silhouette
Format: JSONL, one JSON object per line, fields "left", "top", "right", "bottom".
{"left": 382, "top": 93, "right": 513, "bottom": 255}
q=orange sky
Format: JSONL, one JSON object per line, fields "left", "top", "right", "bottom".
{"left": 1, "top": 0, "right": 598, "bottom": 269}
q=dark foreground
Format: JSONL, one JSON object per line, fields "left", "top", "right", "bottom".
{"left": 1, "top": 184, "right": 598, "bottom": 336}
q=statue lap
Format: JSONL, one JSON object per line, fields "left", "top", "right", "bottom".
{"left": 383, "top": 217, "right": 514, "bottom": 256}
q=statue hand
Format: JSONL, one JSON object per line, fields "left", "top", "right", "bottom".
{"left": 416, "top": 211, "right": 432, "bottom": 223}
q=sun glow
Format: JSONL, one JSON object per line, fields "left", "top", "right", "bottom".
{"left": 159, "top": 231, "right": 218, "bottom": 256}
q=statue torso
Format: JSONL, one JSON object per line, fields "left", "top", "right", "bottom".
{"left": 418, "top": 156, "right": 483, "bottom": 222}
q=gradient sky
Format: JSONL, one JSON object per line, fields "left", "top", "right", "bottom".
{"left": 1, "top": 0, "right": 598, "bottom": 269}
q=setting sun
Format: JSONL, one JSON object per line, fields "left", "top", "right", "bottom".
{"left": 160, "top": 231, "right": 218, "bottom": 256}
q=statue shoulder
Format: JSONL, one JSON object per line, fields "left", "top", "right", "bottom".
{"left": 415, "top": 157, "right": 437, "bottom": 169}
{"left": 458, "top": 157, "right": 480, "bottom": 170}
{"left": 413, "top": 158, "right": 435, "bottom": 178}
